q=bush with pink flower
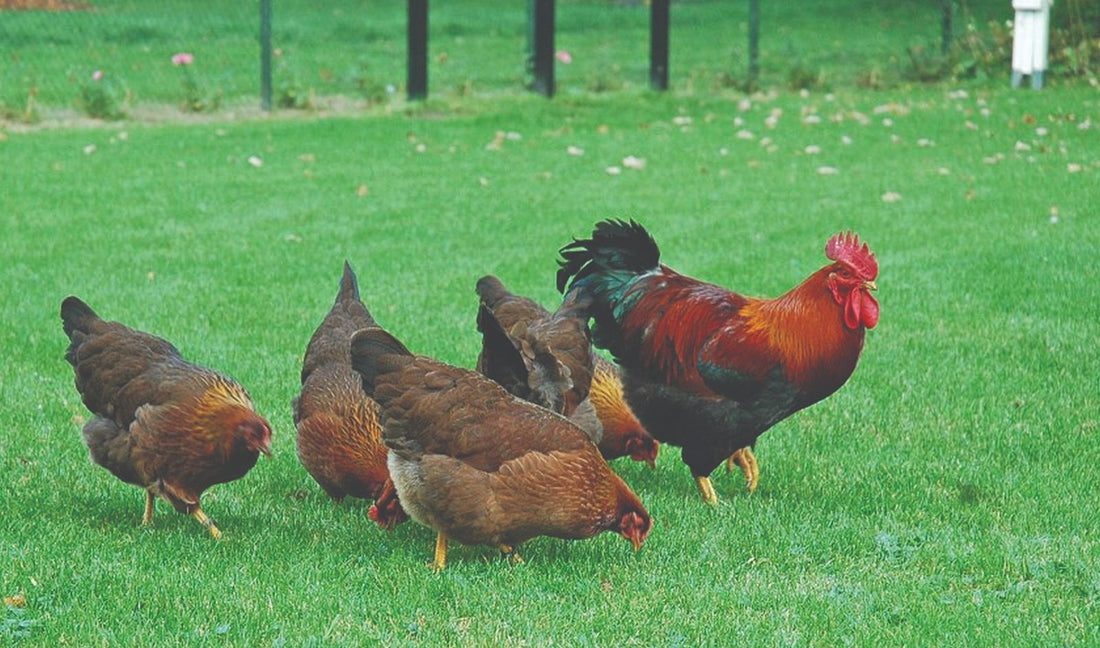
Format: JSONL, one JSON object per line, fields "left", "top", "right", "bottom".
{"left": 78, "top": 69, "right": 128, "bottom": 120}
{"left": 172, "top": 52, "right": 221, "bottom": 113}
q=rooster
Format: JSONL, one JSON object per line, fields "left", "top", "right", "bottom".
{"left": 476, "top": 275, "right": 658, "bottom": 466}
{"left": 350, "top": 325, "right": 651, "bottom": 570}
{"left": 61, "top": 296, "right": 272, "bottom": 538}
{"left": 294, "top": 262, "right": 406, "bottom": 526}
{"left": 557, "top": 220, "right": 879, "bottom": 504}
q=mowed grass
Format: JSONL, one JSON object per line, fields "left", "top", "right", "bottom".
{"left": 2, "top": 83, "right": 1099, "bottom": 645}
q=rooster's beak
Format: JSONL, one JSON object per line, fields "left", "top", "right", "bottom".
{"left": 863, "top": 281, "right": 878, "bottom": 291}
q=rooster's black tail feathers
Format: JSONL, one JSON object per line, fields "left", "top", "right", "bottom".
{"left": 556, "top": 219, "right": 660, "bottom": 294}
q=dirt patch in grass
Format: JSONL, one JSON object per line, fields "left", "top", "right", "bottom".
{"left": 0, "top": 0, "right": 94, "bottom": 10}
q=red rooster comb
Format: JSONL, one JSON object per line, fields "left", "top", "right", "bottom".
{"left": 825, "top": 232, "right": 878, "bottom": 280}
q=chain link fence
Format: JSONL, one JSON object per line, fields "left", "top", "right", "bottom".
{"left": 1, "top": 1, "right": 1095, "bottom": 124}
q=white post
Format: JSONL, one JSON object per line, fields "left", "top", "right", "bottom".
{"left": 1011, "top": 0, "right": 1053, "bottom": 89}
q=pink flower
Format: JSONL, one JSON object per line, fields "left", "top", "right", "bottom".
{"left": 171, "top": 52, "right": 194, "bottom": 67}
{"left": 91, "top": 70, "right": 104, "bottom": 81}
{"left": 555, "top": 50, "right": 573, "bottom": 64}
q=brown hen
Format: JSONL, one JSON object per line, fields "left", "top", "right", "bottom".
{"left": 350, "top": 326, "right": 651, "bottom": 570}
{"left": 475, "top": 275, "right": 600, "bottom": 441}
{"left": 294, "top": 262, "right": 405, "bottom": 527}
{"left": 61, "top": 296, "right": 272, "bottom": 538}
{"left": 476, "top": 276, "right": 658, "bottom": 466}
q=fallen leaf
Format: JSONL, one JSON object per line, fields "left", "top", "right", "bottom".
{"left": 284, "top": 233, "right": 302, "bottom": 243}
{"left": 567, "top": 145, "right": 584, "bottom": 156}
{"left": 804, "top": 145, "right": 821, "bottom": 155}
{"left": 802, "top": 115, "right": 822, "bottom": 125}
{"left": 605, "top": 166, "right": 622, "bottom": 176}
{"left": 485, "top": 132, "right": 505, "bottom": 151}
{"left": 356, "top": 184, "right": 369, "bottom": 197}
{"left": 917, "top": 138, "right": 933, "bottom": 147}
{"left": 672, "top": 116, "right": 692, "bottom": 126}
{"left": 247, "top": 155, "right": 263, "bottom": 167}
{"left": 736, "top": 129, "right": 755, "bottom": 140}
{"left": 817, "top": 166, "right": 839, "bottom": 175}
{"left": 1067, "top": 163, "right": 1083, "bottom": 173}
{"left": 881, "top": 191, "right": 902, "bottom": 203}
{"left": 622, "top": 156, "right": 646, "bottom": 170}
{"left": 1015, "top": 141, "right": 1031, "bottom": 152}
{"left": 3, "top": 594, "right": 26, "bottom": 608}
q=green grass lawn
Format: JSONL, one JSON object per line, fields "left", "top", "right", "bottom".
{"left": 2, "top": 1, "right": 1099, "bottom": 644}
{"left": 2, "top": 82, "right": 1098, "bottom": 645}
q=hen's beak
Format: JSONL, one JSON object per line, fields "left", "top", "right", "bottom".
{"left": 260, "top": 440, "right": 273, "bottom": 458}
{"left": 863, "top": 281, "right": 878, "bottom": 291}
{"left": 630, "top": 532, "right": 644, "bottom": 552}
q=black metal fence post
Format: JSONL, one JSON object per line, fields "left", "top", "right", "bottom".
{"left": 650, "top": 0, "right": 669, "bottom": 90}
{"left": 260, "top": 0, "right": 272, "bottom": 111}
{"left": 747, "top": 0, "right": 760, "bottom": 84}
{"left": 529, "top": 0, "right": 554, "bottom": 97}
{"left": 941, "top": 0, "right": 954, "bottom": 55}
{"left": 408, "top": 0, "right": 428, "bottom": 100}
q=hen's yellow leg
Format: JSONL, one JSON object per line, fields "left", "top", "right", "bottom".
{"left": 431, "top": 532, "right": 448, "bottom": 571}
{"left": 725, "top": 447, "right": 760, "bottom": 493}
{"left": 191, "top": 507, "right": 222, "bottom": 540}
{"left": 695, "top": 476, "right": 719, "bottom": 506}
{"left": 142, "top": 490, "right": 155, "bottom": 526}
{"left": 498, "top": 544, "right": 524, "bottom": 565}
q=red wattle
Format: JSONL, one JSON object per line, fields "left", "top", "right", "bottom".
{"left": 861, "top": 292, "right": 880, "bottom": 329}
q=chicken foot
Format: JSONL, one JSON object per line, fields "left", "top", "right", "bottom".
{"left": 695, "top": 476, "right": 719, "bottom": 506}
{"left": 191, "top": 507, "right": 223, "bottom": 540}
{"left": 498, "top": 545, "right": 524, "bottom": 565}
{"left": 725, "top": 447, "right": 759, "bottom": 493}
{"left": 431, "top": 532, "right": 448, "bottom": 571}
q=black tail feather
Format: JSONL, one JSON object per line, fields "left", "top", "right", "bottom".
{"left": 556, "top": 219, "right": 660, "bottom": 293}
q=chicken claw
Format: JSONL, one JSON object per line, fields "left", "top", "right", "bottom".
{"left": 498, "top": 545, "right": 524, "bottom": 565}
{"left": 431, "top": 532, "right": 448, "bottom": 572}
{"left": 191, "top": 507, "right": 222, "bottom": 540}
{"left": 695, "top": 476, "right": 719, "bottom": 506}
{"left": 725, "top": 447, "right": 759, "bottom": 493}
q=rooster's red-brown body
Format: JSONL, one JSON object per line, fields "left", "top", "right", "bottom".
{"left": 557, "top": 220, "right": 879, "bottom": 503}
